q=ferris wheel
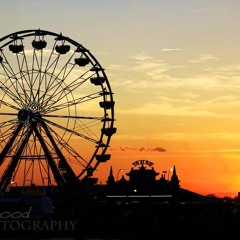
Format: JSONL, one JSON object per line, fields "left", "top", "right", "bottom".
{"left": 0, "top": 29, "right": 116, "bottom": 194}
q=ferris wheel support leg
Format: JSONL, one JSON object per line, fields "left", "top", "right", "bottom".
{"left": 0, "top": 128, "right": 32, "bottom": 193}
{"left": 0, "top": 123, "right": 23, "bottom": 166}
{"left": 40, "top": 121, "right": 80, "bottom": 189}
{"left": 30, "top": 121, "right": 66, "bottom": 189}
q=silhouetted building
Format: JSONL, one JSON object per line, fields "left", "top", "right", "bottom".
{"left": 105, "top": 160, "right": 223, "bottom": 205}
{"left": 126, "top": 161, "right": 159, "bottom": 194}
{"left": 106, "top": 160, "right": 181, "bottom": 200}
{"left": 106, "top": 166, "right": 115, "bottom": 186}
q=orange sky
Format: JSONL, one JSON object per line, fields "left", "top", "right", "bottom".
{"left": 95, "top": 137, "right": 240, "bottom": 198}
{"left": 1, "top": 1, "right": 240, "bottom": 198}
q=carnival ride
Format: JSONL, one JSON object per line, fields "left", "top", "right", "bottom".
{"left": 0, "top": 29, "right": 116, "bottom": 196}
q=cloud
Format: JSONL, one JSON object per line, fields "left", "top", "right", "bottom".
{"left": 129, "top": 52, "right": 171, "bottom": 73}
{"left": 161, "top": 48, "right": 182, "bottom": 52}
{"left": 109, "top": 51, "right": 240, "bottom": 119}
{"left": 119, "top": 102, "right": 219, "bottom": 117}
{"left": 108, "top": 53, "right": 175, "bottom": 80}
{"left": 188, "top": 54, "right": 218, "bottom": 63}
{"left": 151, "top": 147, "right": 166, "bottom": 152}
{"left": 110, "top": 146, "right": 167, "bottom": 152}
{"left": 139, "top": 147, "right": 165, "bottom": 152}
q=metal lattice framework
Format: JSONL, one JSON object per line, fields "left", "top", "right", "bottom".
{"left": 0, "top": 29, "right": 116, "bottom": 193}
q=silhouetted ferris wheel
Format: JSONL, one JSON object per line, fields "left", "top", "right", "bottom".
{"left": 0, "top": 29, "right": 116, "bottom": 194}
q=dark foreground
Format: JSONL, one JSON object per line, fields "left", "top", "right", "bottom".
{"left": 1, "top": 199, "right": 240, "bottom": 239}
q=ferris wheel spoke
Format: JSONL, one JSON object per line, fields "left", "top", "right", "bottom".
{"left": 37, "top": 160, "right": 50, "bottom": 187}
{"left": 30, "top": 50, "right": 44, "bottom": 103}
{"left": 35, "top": 118, "right": 88, "bottom": 166}
{"left": 41, "top": 68, "right": 94, "bottom": 108}
{"left": 0, "top": 100, "right": 20, "bottom": 111}
{"left": 0, "top": 86, "right": 24, "bottom": 108}
{"left": 42, "top": 90, "right": 103, "bottom": 114}
{"left": 30, "top": 34, "right": 49, "bottom": 97}
{"left": 42, "top": 113, "right": 103, "bottom": 121}
{"left": 47, "top": 52, "right": 76, "bottom": 91}
{"left": 40, "top": 71, "right": 95, "bottom": 112}
{"left": 40, "top": 121, "right": 80, "bottom": 186}
{"left": 0, "top": 51, "right": 28, "bottom": 103}
{"left": 37, "top": 123, "right": 89, "bottom": 168}
{"left": 43, "top": 57, "right": 60, "bottom": 92}
{"left": 42, "top": 117, "right": 99, "bottom": 144}
{"left": 0, "top": 120, "right": 18, "bottom": 141}
{"left": 35, "top": 43, "right": 61, "bottom": 105}
{"left": 57, "top": 139, "right": 88, "bottom": 167}
{"left": 0, "top": 79, "right": 26, "bottom": 107}
{"left": 11, "top": 161, "right": 21, "bottom": 184}
{"left": 14, "top": 41, "right": 32, "bottom": 103}
{"left": 29, "top": 122, "right": 66, "bottom": 188}
{"left": 33, "top": 46, "right": 62, "bottom": 106}
{"left": 44, "top": 114, "right": 100, "bottom": 142}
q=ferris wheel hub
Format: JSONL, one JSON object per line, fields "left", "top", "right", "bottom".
{"left": 18, "top": 109, "right": 31, "bottom": 123}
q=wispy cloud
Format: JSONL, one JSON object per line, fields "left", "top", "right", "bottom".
{"left": 119, "top": 102, "right": 219, "bottom": 117}
{"left": 188, "top": 54, "right": 218, "bottom": 63}
{"left": 109, "top": 51, "right": 240, "bottom": 119}
{"left": 110, "top": 146, "right": 166, "bottom": 152}
{"left": 161, "top": 48, "right": 182, "bottom": 52}
{"left": 129, "top": 52, "right": 172, "bottom": 73}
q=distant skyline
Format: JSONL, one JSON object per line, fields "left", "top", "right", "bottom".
{"left": 1, "top": 0, "right": 240, "bottom": 197}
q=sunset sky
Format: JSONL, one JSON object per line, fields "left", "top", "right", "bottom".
{"left": 1, "top": 0, "right": 240, "bottom": 197}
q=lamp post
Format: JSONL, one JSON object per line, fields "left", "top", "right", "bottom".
{"left": 168, "top": 168, "right": 173, "bottom": 181}
{"left": 10, "top": 180, "right": 17, "bottom": 187}
{"left": 117, "top": 168, "right": 124, "bottom": 182}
